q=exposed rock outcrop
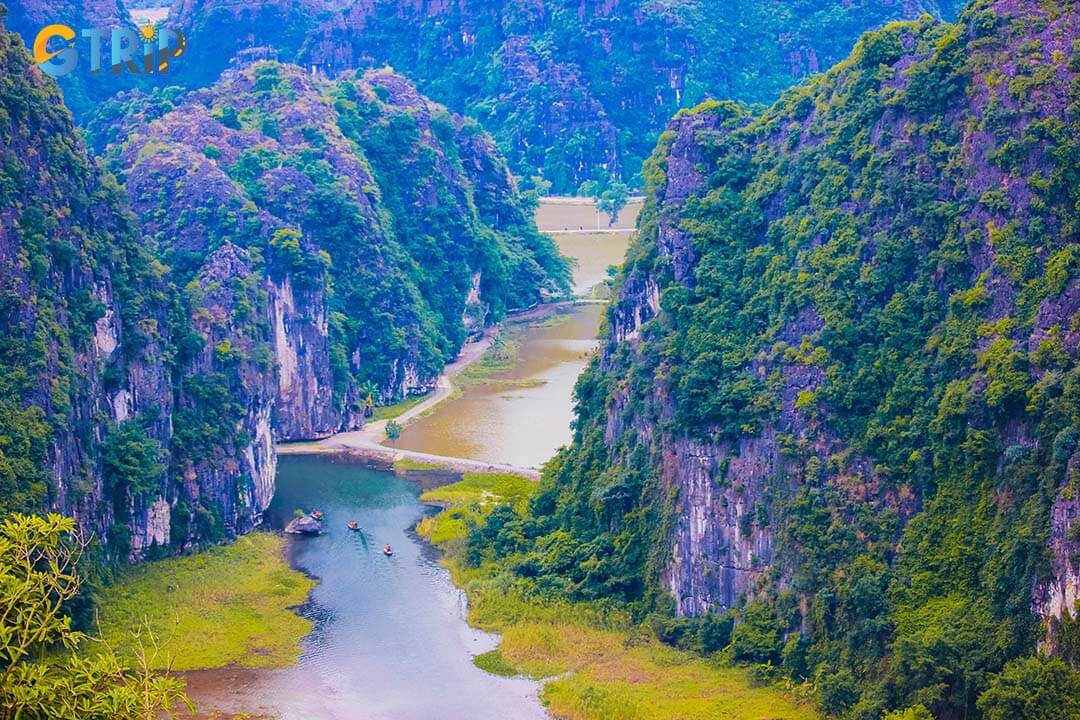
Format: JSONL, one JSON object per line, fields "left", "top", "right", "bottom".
{"left": 285, "top": 514, "right": 322, "bottom": 535}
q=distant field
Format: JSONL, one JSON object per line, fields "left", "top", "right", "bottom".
{"left": 536, "top": 197, "right": 643, "bottom": 232}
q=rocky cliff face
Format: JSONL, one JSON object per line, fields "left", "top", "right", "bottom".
{"left": 608, "top": 0, "right": 1080, "bottom": 612}
{"left": 106, "top": 61, "right": 567, "bottom": 410}
{"left": 157, "top": 0, "right": 958, "bottom": 193}
{"left": 0, "top": 18, "right": 271, "bottom": 558}
{"left": 503, "top": 0, "right": 1080, "bottom": 715}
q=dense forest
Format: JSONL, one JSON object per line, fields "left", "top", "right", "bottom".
{"left": 285, "top": 0, "right": 969, "bottom": 192}
{"left": 465, "top": 0, "right": 1080, "bottom": 717}
{"left": 7, "top": 0, "right": 967, "bottom": 193}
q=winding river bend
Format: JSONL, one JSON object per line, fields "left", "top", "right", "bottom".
{"left": 187, "top": 201, "right": 634, "bottom": 719}
{"left": 188, "top": 459, "right": 548, "bottom": 720}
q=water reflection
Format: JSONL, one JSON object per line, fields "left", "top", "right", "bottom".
{"left": 185, "top": 456, "right": 548, "bottom": 720}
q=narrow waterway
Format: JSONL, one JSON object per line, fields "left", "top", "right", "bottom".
{"left": 392, "top": 304, "right": 603, "bottom": 469}
{"left": 187, "top": 201, "right": 636, "bottom": 719}
{"left": 187, "top": 457, "right": 548, "bottom": 720}
{"left": 393, "top": 226, "right": 632, "bottom": 469}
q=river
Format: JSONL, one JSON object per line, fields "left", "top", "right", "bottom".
{"left": 187, "top": 200, "right": 634, "bottom": 719}
{"left": 393, "top": 226, "right": 633, "bottom": 469}
{"left": 187, "top": 458, "right": 548, "bottom": 719}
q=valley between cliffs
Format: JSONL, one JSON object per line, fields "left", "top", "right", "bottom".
{"left": 130, "top": 201, "right": 639, "bottom": 720}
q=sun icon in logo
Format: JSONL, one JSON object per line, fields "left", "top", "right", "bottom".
{"left": 137, "top": 22, "right": 159, "bottom": 44}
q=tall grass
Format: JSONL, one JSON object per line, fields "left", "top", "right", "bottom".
{"left": 419, "top": 475, "right": 819, "bottom": 720}
{"left": 93, "top": 533, "right": 315, "bottom": 671}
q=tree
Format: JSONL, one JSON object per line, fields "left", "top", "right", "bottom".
{"left": 385, "top": 420, "right": 402, "bottom": 443}
{"left": 597, "top": 182, "right": 630, "bottom": 226}
{"left": 269, "top": 228, "right": 331, "bottom": 287}
{"left": 102, "top": 421, "right": 165, "bottom": 499}
{"left": 0, "top": 514, "right": 192, "bottom": 719}
{"left": 577, "top": 176, "right": 631, "bottom": 226}
{"left": 977, "top": 657, "right": 1080, "bottom": 720}
{"left": 730, "top": 601, "right": 783, "bottom": 663}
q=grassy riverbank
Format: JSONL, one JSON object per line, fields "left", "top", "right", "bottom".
{"left": 94, "top": 533, "right": 315, "bottom": 671}
{"left": 416, "top": 474, "right": 819, "bottom": 720}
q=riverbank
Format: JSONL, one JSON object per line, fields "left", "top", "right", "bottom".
{"left": 414, "top": 475, "right": 820, "bottom": 720}
{"left": 181, "top": 458, "right": 550, "bottom": 720}
{"left": 94, "top": 533, "right": 315, "bottom": 671}
{"left": 278, "top": 301, "right": 602, "bottom": 478}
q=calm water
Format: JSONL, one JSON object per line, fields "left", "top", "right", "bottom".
{"left": 188, "top": 456, "right": 548, "bottom": 719}
{"left": 393, "top": 230, "right": 631, "bottom": 469}
{"left": 189, "top": 206, "right": 638, "bottom": 718}
{"left": 394, "top": 304, "right": 603, "bottom": 469}
{"left": 555, "top": 232, "right": 634, "bottom": 296}
{"left": 535, "top": 198, "right": 643, "bottom": 232}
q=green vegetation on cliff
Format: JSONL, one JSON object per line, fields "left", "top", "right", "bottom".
{"left": 166, "top": 0, "right": 967, "bottom": 193}
{"left": 466, "top": 1, "right": 1080, "bottom": 718}
{"left": 0, "top": 14, "right": 170, "bottom": 529}
{"left": 92, "top": 62, "right": 570, "bottom": 408}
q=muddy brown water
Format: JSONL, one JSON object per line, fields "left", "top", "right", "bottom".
{"left": 392, "top": 213, "right": 635, "bottom": 469}
{"left": 393, "top": 303, "right": 606, "bottom": 470}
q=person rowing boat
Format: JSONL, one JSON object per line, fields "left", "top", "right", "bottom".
{"left": 347, "top": 520, "right": 360, "bottom": 531}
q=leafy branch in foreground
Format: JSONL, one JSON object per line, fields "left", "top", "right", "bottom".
{"left": 0, "top": 513, "right": 193, "bottom": 720}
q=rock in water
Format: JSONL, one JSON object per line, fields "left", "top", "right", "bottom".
{"left": 285, "top": 516, "right": 323, "bottom": 535}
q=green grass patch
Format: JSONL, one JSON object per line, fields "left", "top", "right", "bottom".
{"left": 416, "top": 473, "right": 537, "bottom": 545}
{"left": 393, "top": 458, "right": 450, "bottom": 472}
{"left": 420, "top": 472, "right": 535, "bottom": 507}
{"left": 473, "top": 648, "right": 519, "bottom": 677}
{"left": 459, "top": 570, "right": 818, "bottom": 719}
{"left": 372, "top": 392, "right": 430, "bottom": 421}
{"left": 93, "top": 532, "right": 315, "bottom": 671}
{"left": 458, "top": 331, "right": 523, "bottom": 385}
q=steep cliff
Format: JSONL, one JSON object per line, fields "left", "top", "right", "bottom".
{"left": 162, "top": 0, "right": 962, "bottom": 193}
{"left": 475, "top": 1, "right": 1080, "bottom": 716}
{"left": 0, "top": 17, "right": 275, "bottom": 559}
{"left": 1, "top": 19, "right": 568, "bottom": 560}
{"left": 100, "top": 61, "right": 568, "bottom": 417}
